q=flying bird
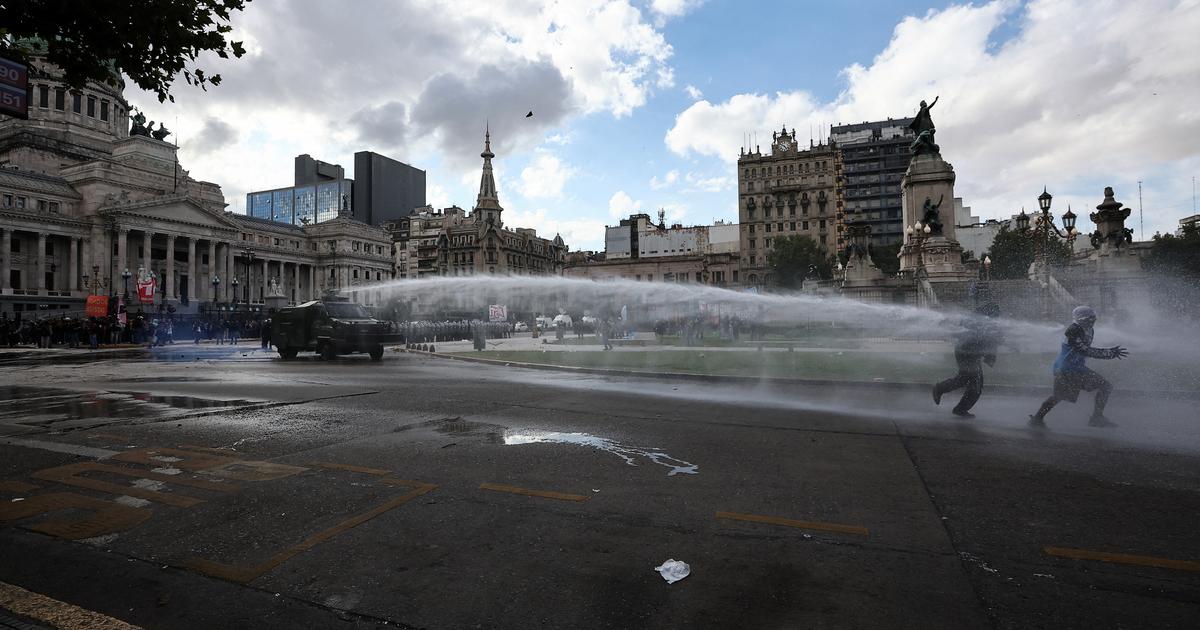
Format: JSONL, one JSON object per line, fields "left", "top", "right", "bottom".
{"left": 526, "top": 111, "right": 533, "bottom": 118}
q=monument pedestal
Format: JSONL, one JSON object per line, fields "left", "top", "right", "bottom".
{"left": 900, "top": 153, "right": 957, "bottom": 273}
{"left": 264, "top": 295, "right": 288, "bottom": 313}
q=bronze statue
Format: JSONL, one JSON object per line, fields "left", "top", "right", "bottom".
{"left": 908, "top": 96, "right": 940, "bottom": 155}
{"left": 921, "top": 194, "right": 945, "bottom": 236}
{"left": 151, "top": 122, "right": 171, "bottom": 141}
{"left": 130, "top": 111, "right": 149, "bottom": 136}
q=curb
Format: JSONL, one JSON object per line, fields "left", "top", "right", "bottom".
{"left": 396, "top": 348, "right": 1200, "bottom": 401}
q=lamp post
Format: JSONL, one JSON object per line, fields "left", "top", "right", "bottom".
{"left": 121, "top": 268, "right": 132, "bottom": 299}
{"left": 1021, "top": 188, "right": 1078, "bottom": 318}
{"left": 240, "top": 248, "right": 256, "bottom": 306}
{"left": 982, "top": 255, "right": 992, "bottom": 281}
{"left": 232, "top": 277, "right": 240, "bottom": 312}
{"left": 211, "top": 275, "right": 220, "bottom": 306}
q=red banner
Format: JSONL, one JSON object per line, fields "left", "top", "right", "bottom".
{"left": 137, "top": 277, "right": 157, "bottom": 303}
{"left": 85, "top": 295, "right": 109, "bottom": 318}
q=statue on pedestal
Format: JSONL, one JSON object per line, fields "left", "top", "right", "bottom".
{"left": 907, "top": 96, "right": 940, "bottom": 156}
{"left": 151, "top": 122, "right": 171, "bottom": 141}
{"left": 921, "top": 194, "right": 945, "bottom": 236}
{"left": 130, "top": 111, "right": 150, "bottom": 137}
{"left": 267, "top": 277, "right": 283, "bottom": 298}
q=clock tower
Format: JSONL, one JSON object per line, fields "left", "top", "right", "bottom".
{"left": 773, "top": 126, "right": 794, "bottom": 155}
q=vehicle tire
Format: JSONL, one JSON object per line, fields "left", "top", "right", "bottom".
{"left": 369, "top": 345, "right": 384, "bottom": 361}
{"left": 278, "top": 346, "right": 298, "bottom": 360}
{"left": 319, "top": 342, "right": 337, "bottom": 361}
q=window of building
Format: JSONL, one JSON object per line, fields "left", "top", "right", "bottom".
{"left": 765, "top": 224, "right": 771, "bottom": 233}
{"left": 353, "top": 269, "right": 358, "bottom": 279}
{"left": 329, "top": 269, "right": 336, "bottom": 278}
{"left": 38, "top": 199, "right": 47, "bottom": 213}
{"left": 748, "top": 239, "right": 755, "bottom": 249}
{"left": 765, "top": 238, "right": 771, "bottom": 248}
{"left": 38, "top": 85, "right": 48, "bottom": 107}
{"left": 1, "top": 194, "right": 10, "bottom": 207}
{"left": 87, "top": 95, "right": 96, "bottom": 117}
{"left": 49, "top": 202, "right": 59, "bottom": 214}
{"left": 789, "top": 222, "right": 796, "bottom": 231}
{"left": 45, "top": 241, "right": 55, "bottom": 256}
{"left": 327, "top": 240, "right": 336, "bottom": 251}
{"left": 100, "top": 100, "right": 109, "bottom": 121}
{"left": 72, "top": 92, "right": 81, "bottom": 113}
{"left": 15, "top": 196, "right": 25, "bottom": 209}
{"left": 777, "top": 223, "right": 783, "bottom": 232}
{"left": 749, "top": 255, "right": 756, "bottom": 265}
{"left": 54, "top": 88, "right": 64, "bottom": 110}
{"left": 802, "top": 221, "right": 809, "bottom": 230}
{"left": 10, "top": 238, "right": 19, "bottom": 253}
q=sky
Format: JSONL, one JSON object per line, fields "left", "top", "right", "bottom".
{"left": 131, "top": 0, "right": 1200, "bottom": 252}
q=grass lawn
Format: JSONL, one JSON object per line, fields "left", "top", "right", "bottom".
{"left": 450, "top": 349, "right": 1197, "bottom": 392}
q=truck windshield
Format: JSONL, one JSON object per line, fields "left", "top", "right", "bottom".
{"left": 324, "top": 302, "right": 370, "bottom": 319}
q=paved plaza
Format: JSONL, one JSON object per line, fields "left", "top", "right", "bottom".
{"left": 1, "top": 346, "right": 1198, "bottom": 628}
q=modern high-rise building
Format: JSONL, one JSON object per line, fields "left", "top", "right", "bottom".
{"left": 246, "top": 154, "right": 353, "bottom": 227}
{"left": 352, "top": 151, "right": 426, "bottom": 226}
{"left": 736, "top": 127, "right": 842, "bottom": 287}
{"left": 829, "top": 118, "right": 914, "bottom": 246}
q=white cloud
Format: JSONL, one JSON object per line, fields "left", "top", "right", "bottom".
{"left": 683, "top": 171, "right": 731, "bottom": 193}
{"left": 649, "top": 169, "right": 679, "bottom": 189}
{"left": 426, "top": 183, "right": 451, "bottom": 209}
{"left": 650, "top": 0, "right": 707, "bottom": 25}
{"left": 504, "top": 208, "right": 608, "bottom": 251}
{"left": 664, "top": 0, "right": 1200, "bottom": 236}
{"left": 684, "top": 84, "right": 703, "bottom": 100}
{"left": 609, "top": 190, "right": 642, "bottom": 218}
{"left": 127, "top": 0, "right": 677, "bottom": 207}
{"left": 515, "top": 152, "right": 576, "bottom": 199}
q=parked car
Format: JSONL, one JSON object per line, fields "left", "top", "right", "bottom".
{"left": 513, "top": 321, "right": 529, "bottom": 332}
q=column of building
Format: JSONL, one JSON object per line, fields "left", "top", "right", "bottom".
{"left": 116, "top": 228, "right": 129, "bottom": 297}
{"left": 186, "top": 237, "right": 196, "bottom": 303}
{"left": 35, "top": 232, "right": 46, "bottom": 292}
{"left": 224, "top": 243, "right": 234, "bottom": 303}
{"left": 164, "top": 235, "right": 176, "bottom": 301}
{"left": 208, "top": 240, "right": 218, "bottom": 301}
{"left": 261, "top": 258, "right": 268, "bottom": 302}
{"left": 0, "top": 228, "right": 10, "bottom": 292}
{"left": 68, "top": 237, "right": 79, "bottom": 292}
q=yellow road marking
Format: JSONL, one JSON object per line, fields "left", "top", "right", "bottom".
{"left": 716, "top": 511, "right": 870, "bottom": 537}
{"left": 0, "top": 580, "right": 142, "bottom": 629}
{"left": 185, "top": 482, "right": 437, "bottom": 584}
{"left": 0, "top": 480, "right": 38, "bottom": 493}
{"left": 309, "top": 461, "right": 392, "bottom": 476}
{"left": 1044, "top": 546, "right": 1200, "bottom": 572}
{"left": 479, "top": 482, "right": 590, "bottom": 503}
{"left": 0, "top": 492, "right": 151, "bottom": 540}
{"left": 32, "top": 462, "right": 236, "bottom": 508}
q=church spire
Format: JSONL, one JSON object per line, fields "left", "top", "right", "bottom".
{"left": 474, "top": 124, "right": 503, "bottom": 226}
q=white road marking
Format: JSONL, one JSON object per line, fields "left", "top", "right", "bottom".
{"left": 0, "top": 436, "right": 119, "bottom": 459}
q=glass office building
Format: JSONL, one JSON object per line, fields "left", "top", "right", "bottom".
{"left": 246, "top": 180, "right": 351, "bottom": 227}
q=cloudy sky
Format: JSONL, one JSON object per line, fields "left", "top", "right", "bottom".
{"left": 131, "top": 0, "right": 1200, "bottom": 251}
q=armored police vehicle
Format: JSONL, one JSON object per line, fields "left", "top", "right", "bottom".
{"left": 271, "top": 299, "right": 400, "bottom": 361}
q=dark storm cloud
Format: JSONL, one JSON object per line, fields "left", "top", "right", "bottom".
{"left": 408, "top": 61, "right": 573, "bottom": 172}
{"left": 186, "top": 117, "right": 239, "bottom": 155}
{"left": 350, "top": 101, "right": 409, "bottom": 150}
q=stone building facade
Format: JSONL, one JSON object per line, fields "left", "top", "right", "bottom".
{"left": 0, "top": 54, "right": 393, "bottom": 316}
{"left": 736, "top": 127, "right": 843, "bottom": 287}
{"left": 386, "top": 130, "right": 566, "bottom": 279}
{"left": 564, "top": 214, "right": 741, "bottom": 287}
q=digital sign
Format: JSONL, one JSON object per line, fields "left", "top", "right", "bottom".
{"left": 0, "top": 56, "right": 29, "bottom": 119}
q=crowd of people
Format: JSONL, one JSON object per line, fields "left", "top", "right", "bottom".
{"left": 0, "top": 311, "right": 270, "bottom": 350}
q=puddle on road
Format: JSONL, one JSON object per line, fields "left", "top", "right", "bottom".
{"left": 0, "top": 385, "right": 253, "bottom": 429}
{"left": 503, "top": 430, "right": 699, "bottom": 476}
{"left": 395, "top": 417, "right": 506, "bottom": 443}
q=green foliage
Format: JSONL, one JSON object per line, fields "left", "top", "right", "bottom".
{"left": 985, "top": 224, "right": 1073, "bottom": 279}
{"left": 1143, "top": 224, "right": 1200, "bottom": 277}
{"left": 767, "top": 235, "right": 832, "bottom": 289}
{"left": 0, "top": 0, "right": 250, "bottom": 103}
{"left": 1142, "top": 224, "right": 1200, "bottom": 318}
{"left": 868, "top": 242, "right": 901, "bottom": 275}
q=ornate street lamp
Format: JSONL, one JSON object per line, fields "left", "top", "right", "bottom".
{"left": 1029, "top": 188, "right": 1078, "bottom": 318}
{"left": 232, "top": 277, "right": 240, "bottom": 312}
{"left": 982, "top": 255, "right": 992, "bottom": 281}
{"left": 121, "top": 268, "right": 132, "bottom": 298}
{"left": 211, "top": 275, "right": 221, "bottom": 305}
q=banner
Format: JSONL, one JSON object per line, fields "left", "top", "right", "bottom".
{"left": 117, "top": 296, "right": 127, "bottom": 326}
{"left": 136, "top": 276, "right": 157, "bottom": 303}
{"left": 488, "top": 304, "right": 507, "bottom": 322}
{"left": 85, "top": 295, "right": 109, "bottom": 318}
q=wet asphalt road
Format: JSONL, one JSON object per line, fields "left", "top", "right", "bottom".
{"left": 1, "top": 344, "right": 1198, "bottom": 629}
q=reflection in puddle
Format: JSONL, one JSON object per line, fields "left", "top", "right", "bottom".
{"left": 0, "top": 385, "right": 252, "bottom": 427}
{"left": 503, "top": 430, "right": 699, "bottom": 476}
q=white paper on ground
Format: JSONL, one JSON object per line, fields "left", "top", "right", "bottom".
{"left": 654, "top": 559, "right": 690, "bottom": 584}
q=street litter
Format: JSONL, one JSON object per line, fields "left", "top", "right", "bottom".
{"left": 654, "top": 559, "right": 690, "bottom": 584}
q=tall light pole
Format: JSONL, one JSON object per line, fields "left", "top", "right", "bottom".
{"left": 232, "top": 277, "right": 240, "bottom": 312}
{"left": 1017, "top": 188, "right": 1077, "bottom": 318}
{"left": 211, "top": 275, "right": 220, "bottom": 306}
{"left": 121, "top": 268, "right": 132, "bottom": 299}
{"left": 241, "top": 248, "right": 256, "bottom": 306}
